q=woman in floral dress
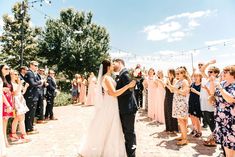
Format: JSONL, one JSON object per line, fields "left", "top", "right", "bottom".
{"left": 168, "top": 67, "right": 190, "bottom": 145}
{"left": 210, "top": 65, "right": 235, "bottom": 157}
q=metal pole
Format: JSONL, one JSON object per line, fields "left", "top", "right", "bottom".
{"left": 20, "top": 1, "right": 25, "bottom": 66}
{"left": 191, "top": 50, "right": 194, "bottom": 71}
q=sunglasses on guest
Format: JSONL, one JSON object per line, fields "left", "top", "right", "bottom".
{"left": 208, "top": 71, "right": 215, "bottom": 74}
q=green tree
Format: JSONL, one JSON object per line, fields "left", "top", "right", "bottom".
{"left": 38, "top": 8, "right": 110, "bottom": 78}
{"left": 0, "top": 1, "right": 41, "bottom": 67}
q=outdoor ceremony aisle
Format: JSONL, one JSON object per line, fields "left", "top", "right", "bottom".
{"left": 7, "top": 105, "right": 221, "bottom": 157}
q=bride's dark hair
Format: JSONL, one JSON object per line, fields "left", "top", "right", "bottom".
{"left": 102, "top": 59, "right": 111, "bottom": 76}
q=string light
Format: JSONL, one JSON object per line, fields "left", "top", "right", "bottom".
{"left": 110, "top": 40, "right": 235, "bottom": 62}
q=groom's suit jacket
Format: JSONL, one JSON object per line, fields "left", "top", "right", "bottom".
{"left": 116, "top": 68, "right": 138, "bottom": 115}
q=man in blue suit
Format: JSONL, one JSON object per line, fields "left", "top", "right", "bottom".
{"left": 24, "top": 61, "right": 43, "bottom": 134}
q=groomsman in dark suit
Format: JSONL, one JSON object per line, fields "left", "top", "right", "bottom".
{"left": 45, "top": 70, "right": 58, "bottom": 120}
{"left": 24, "top": 61, "right": 43, "bottom": 134}
{"left": 35, "top": 68, "right": 48, "bottom": 124}
{"left": 19, "top": 66, "right": 28, "bottom": 82}
{"left": 113, "top": 58, "right": 138, "bottom": 157}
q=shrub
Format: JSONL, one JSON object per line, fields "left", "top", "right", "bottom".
{"left": 54, "top": 91, "right": 71, "bottom": 107}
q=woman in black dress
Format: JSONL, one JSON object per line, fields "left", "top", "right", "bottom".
{"left": 188, "top": 72, "right": 202, "bottom": 137}
{"left": 164, "top": 69, "right": 178, "bottom": 133}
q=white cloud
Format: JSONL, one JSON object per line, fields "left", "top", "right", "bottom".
{"left": 188, "top": 20, "right": 200, "bottom": 28}
{"left": 143, "top": 10, "right": 215, "bottom": 42}
{"left": 145, "top": 28, "right": 169, "bottom": 41}
{"left": 158, "top": 22, "right": 181, "bottom": 32}
{"left": 165, "top": 10, "right": 214, "bottom": 21}
{"left": 144, "top": 21, "right": 182, "bottom": 41}
{"left": 171, "top": 31, "right": 185, "bottom": 38}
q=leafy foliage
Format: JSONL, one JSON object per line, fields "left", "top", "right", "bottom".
{"left": 38, "top": 8, "right": 110, "bottom": 79}
{"left": 0, "top": 1, "right": 42, "bottom": 68}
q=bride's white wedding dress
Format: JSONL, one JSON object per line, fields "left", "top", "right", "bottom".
{"left": 78, "top": 76, "right": 126, "bottom": 157}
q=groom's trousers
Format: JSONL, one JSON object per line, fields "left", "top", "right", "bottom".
{"left": 120, "top": 114, "right": 136, "bottom": 157}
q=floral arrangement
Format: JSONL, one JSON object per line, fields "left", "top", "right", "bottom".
{"left": 130, "top": 64, "right": 143, "bottom": 80}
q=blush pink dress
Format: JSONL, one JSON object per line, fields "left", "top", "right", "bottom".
{"left": 146, "top": 76, "right": 158, "bottom": 120}
{"left": 86, "top": 77, "right": 97, "bottom": 106}
{"left": 79, "top": 80, "right": 87, "bottom": 104}
{"left": 155, "top": 80, "right": 166, "bottom": 123}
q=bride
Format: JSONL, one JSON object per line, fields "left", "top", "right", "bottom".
{"left": 78, "top": 60, "right": 136, "bottom": 157}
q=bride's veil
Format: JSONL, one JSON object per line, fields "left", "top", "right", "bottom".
{"left": 94, "top": 64, "right": 103, "bottom": 110}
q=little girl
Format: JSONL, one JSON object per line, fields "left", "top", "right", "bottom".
{"left": 10, "top": 70, "right": 30, "bottom": 143}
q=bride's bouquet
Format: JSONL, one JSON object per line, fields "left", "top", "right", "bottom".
{"left": 130, "top": 64, "right": 143, "bottom": 81}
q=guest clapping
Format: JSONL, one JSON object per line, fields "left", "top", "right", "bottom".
{"left": 168, "top": 67, "right": 190, "bottom": 145}
{"left": 45, "top": 70, "right": 58, "bottom": 120}
{"left": 209, "top": 65, "right": 235, "bottom": 157}
{"left": 9, "top": 70, "right": 30, "bottom": 143}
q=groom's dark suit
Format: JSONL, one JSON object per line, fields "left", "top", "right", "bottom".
{"left": 116, "top": 68, "right": 137, "bottom": 157}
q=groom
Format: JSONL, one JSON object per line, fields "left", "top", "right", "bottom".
{"left": 113, "top": 58, "right": 138, "bottom": 157}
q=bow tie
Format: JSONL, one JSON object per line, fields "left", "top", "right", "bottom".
{"left": 115, "top": 75, "right": 119, "bottom": 80}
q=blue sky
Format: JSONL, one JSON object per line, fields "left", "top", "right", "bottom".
{"left": 0, "top": 0, "right": 235, "bottom": 71}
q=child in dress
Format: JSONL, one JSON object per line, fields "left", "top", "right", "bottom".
{"left": 10, "top": 70, "right": 30, "bottom": 143}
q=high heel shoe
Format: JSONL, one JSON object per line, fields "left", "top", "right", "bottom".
{"left": 20, "top": 134, "right": 31, "bottom": 143}
{"left": 9, "top": 133, "right": 19, "bottom": 142}
{"left": 194, "top": 132, "right": 202, "bottom": 138}
{"left": 174, "top": 136, "right": 183, "bottom": 141}
{"left": 177, "top": 139, "right": 189, "bottom": 146}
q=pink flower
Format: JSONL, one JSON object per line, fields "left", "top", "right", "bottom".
{"left": 232, "top": 125, "right": 235, "bottom": 131}
{"left": 223, "top": 119, "right": 228, "bottom": 125}
{"left": 133, "top": 68, "right": 141, "bottom": 77}
{"left": 228, "top": 135, "right": 235, "bottom": 142}
{"left": 218, "top": 112, "right": 226, "bottom": 119}
{"left": 219, "top": 103, "right": 226, "bottom": 109}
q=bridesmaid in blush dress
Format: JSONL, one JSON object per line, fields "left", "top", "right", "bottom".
{"left": 85, "top": 72, "right": 97, "bottom": 106}
{"left": 155, "top": 70, "right": 166, "bottom": 124}
{"left": 143, "top": 68, "right": 158, "bottom": 120}
{"left": 79, "top": 75, "right": 87, "bottom": 105}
